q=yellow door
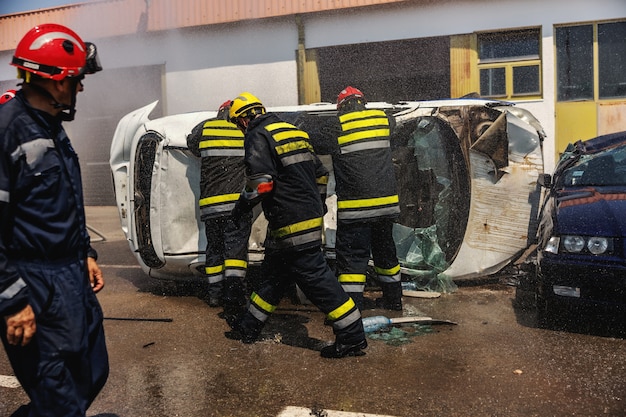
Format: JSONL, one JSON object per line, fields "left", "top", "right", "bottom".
{"left": 555, "top": 101, "right": 597, "bottom": 157}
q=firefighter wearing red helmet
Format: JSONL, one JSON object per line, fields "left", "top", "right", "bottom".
{"left": 227, "top": 92, "right": 367, "bottom": 358}
{"left": 186, "top": 100, "right": 251, "bottom": 318}
{"left": 332, "top": 86, "right": 403, "bottom": 311}
{"left": 0, "top": 24, "right": 108, "bottom": 416}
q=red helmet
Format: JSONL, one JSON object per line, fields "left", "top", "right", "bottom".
{"left": 218, "top": 100, "right": 232, "bottom": 112}
{"left": 0, "top": 90, "right": 16, "bottom": 104}
{"left": 11, "top": 24, "right": 99, "bottom": 80}
{"left": 337, "top": 86, "right": 365, "bottom": 109}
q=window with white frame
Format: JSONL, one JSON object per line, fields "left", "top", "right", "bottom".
{"left": 478, "top": 28, "right": 542, "bottom": 100}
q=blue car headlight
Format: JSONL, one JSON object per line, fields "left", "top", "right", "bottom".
{"left": 550, "top": 235, "right": 614, "bottom": 255}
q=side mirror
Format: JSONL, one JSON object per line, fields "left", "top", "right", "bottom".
{"left": 537, "top": 173, "right": 552, "bottom": 188}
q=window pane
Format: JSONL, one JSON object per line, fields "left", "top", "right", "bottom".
{"left": 480, "top": 68, "right": 506, "bottom": 97}
{"left": 598, "top": 21, "right": 626, "bottom": 99}
{"left": 556, "top": 25, "right": 593, "bottom": 101}
{"left": 479, "top": 29, "right": 540, "bottom": 61}
{"left": 513, "top": 65, "right": 540, "bottom": 95}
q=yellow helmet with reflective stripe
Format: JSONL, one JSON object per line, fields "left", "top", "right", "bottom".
{"left": 229, "top": 92, "right": 266, "bottom": 121}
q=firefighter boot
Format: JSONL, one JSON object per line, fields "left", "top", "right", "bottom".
{"left": 225, "top": 311, "right": 263, "bottom": 344}
{"left": 205, "top": 282, "right": 223, "bottom": 307}
{"left": 376, "top": 281, "right": 403, "bottom": 311}
{"left": 222, "top": 276, "right": 247, "bottom": 325}
{"left": 321, "top": 319, "right": 367, "bottom": 358}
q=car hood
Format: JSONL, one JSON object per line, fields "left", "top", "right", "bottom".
{"left": 556, "top": 187, "right": 626, "bottom": 236}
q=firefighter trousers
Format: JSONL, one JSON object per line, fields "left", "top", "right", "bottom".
{"left": 1, "top": 258, "right": 109, "bottom": 417}
{"left": 239, "top": 246, "right": 365, "bottom": 345}
{"left": 203, "top": 213, "right": 252, "bottom": 300}
{"left": 335, "top": 218, "right": 401, "bottom": 308}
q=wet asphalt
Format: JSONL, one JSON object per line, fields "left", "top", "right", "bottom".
{"left": 0, "top": 207, "right": 625, "bottom": 417}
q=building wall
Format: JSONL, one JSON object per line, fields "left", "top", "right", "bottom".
{"left": 1, "top": 0, "right": 625, "bottom": 176}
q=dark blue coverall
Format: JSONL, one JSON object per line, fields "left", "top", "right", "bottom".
{"left": 0, "top": 92, "right": 109, "bottom": 417}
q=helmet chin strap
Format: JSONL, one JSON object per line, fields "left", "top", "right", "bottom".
{"left": 26, "top": 81, "right": 77, "bottom": 121}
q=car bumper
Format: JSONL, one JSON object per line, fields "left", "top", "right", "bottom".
{"left": 539, "top": 255, "right": 626, "bottom": 309}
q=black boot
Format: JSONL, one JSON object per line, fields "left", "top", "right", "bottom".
{"left": 222, "top": 276, "right": 247, "bottom": 323}
{"left": 225, "top": 311, "right": 263, "bottom": 344}
{"left": 321, "top": 339, "right": 367, "bottom": 358}
{"left": 205, "top": 282, "right": 223, "bottom": 307}
{"left": 375, "top": 282, "right": 403, "bottom": 311}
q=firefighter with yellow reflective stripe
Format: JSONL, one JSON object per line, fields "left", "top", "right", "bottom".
{"left": 186, "top": 100, "right": 252, "bottom": 318}
{"left": 332, "top": 86, "right": 403, "bottom": 311}
{"left": 227, "top": 92, "right": 367, "bottom": 358}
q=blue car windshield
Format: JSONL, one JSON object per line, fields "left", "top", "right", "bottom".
{"left": 560, "top": 147, "right": 626, "bottom": 187}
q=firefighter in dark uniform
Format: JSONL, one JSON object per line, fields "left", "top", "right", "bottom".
{"left": 0, "top": 24, "right": 108, "bottom": 416}
{"left": 187, "top": 100, "right": 252, "bottom": 317}
{"left": 227, "top": 92, "right": 367, "bottom": 358}
{"left": 332, "top": 86, "right": 403, "bottom": 311}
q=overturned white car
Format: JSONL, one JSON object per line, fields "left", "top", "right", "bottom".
{"left": 110, "top": 99, "right": 545, "bottom": 291}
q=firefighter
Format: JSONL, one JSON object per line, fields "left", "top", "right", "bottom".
{"left": 186, "top": 100, "right": 252, "bottom": 318}
{"left": 227, "top": 92, "right": 367, "bottom": 358}
{"left": 0, "top": 24, "right": 108, "bottom": 416}
{"left": 332, "top": 86, "right": 403, "bottom": 311}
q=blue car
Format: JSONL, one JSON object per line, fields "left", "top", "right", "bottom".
{"left": 535, "top": 131, "right": 626, "bottom": 325}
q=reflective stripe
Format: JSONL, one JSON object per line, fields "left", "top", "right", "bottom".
{"left": 341, "top": 283, "right": 365, "bottom": 293}
{"left": 339, "top": 109, "right": 388, "bottom": 124}
{"left": 338, "top": 195, "right": 399, "bottom": 209}
{"left": 275, "top": 140, "right": 313, "bottom": 155}
{"left": 205, "top": 264, "right": 224, "bottom": 275}
{"left": 338, "top": 273, "right": 367, "bottom": 284}
{"left": 200, "top": 193, "right": 240, "bottom": 207}
{"left": 251, "top": 292, "right": 277, "bottom": 314}
{"left": 10, "top": 138, "right": 54, "bottom": 165}
{"left": 249, "top": 303, "right": 270, "bottom": 322}
{"left": 337, "top": 206, "right": 400, "bottom": 220}
{"left": 376, "top": 273, "right": 400, "bottom": 284}
{"left": 207, "top": 274, "right": 224, "bottom": 284}
{"left": 333, "top": 308, "right": 361, "bottom": 331}
{"left": 341, "top": 117, "right": 389, "bottom": 131}
{"left": 225, "top": 269, "right": 246, "bottom": 278}
{"left": 269, "top": 230, "right": 321, "bottom": 248}
{"left": 340, "top": 139, "right": 390, "bottom": 155}
{"left": 225, "top": 259, "right": 248, "bottom": 269}
{"left": 327, "top": 297, "right": 356, "bottom": 321}
{"left": 338, "top": 128, "right": 390, "bottom": 145}
{"left": 279, "top": 152, "right": 314, "bottom": 167}
{"left": 199, "top": 139, "right": 244, "bottom": 148}
{"left": 201, "top": 148, "right": 245, "bottom": 157}
{"left": 375, "top": 264, "right": 401, "bottom": 276}
{"left": 317, "top": 175, "right": 329, "bottom": 185}
{"left": 200, "top": 203, "right": 235, "bottom": 217}
{"left": 266, "top": 122, "right": 300, "bottom": 133}
{"left": 272, "top": 130, "right": 309, "bottom": 142}
{"left": 0, "top": 189, "right": 9, "bottom": 203}
{"left": 270, "top": 217, "right": 323, "bottom": 239}
{"left": 0, "top": 278, "right": 27, "bottom": 302}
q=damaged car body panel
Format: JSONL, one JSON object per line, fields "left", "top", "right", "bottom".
{"left": 109, "top": 99, "right": 545, "bottom": 287}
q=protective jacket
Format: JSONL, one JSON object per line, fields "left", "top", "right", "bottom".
{"left": 333, "top": 108, "right": 400, "bottom": 222}
{"left": 0, "top": 91, "right": 97, "bottom": 317}
{"left": 239, "top": 113, "right": 329, "bottom": 251}
{"left": 187, "top": 118, "right": 246, "bottom": 220}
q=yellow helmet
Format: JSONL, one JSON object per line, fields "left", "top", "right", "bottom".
{"left": 229, "top": 92, "right": 266, "bottom": 121}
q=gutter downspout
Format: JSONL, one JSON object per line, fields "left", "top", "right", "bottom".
{"left": 296, "top": 14, "right": 305, "bottom": 105}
